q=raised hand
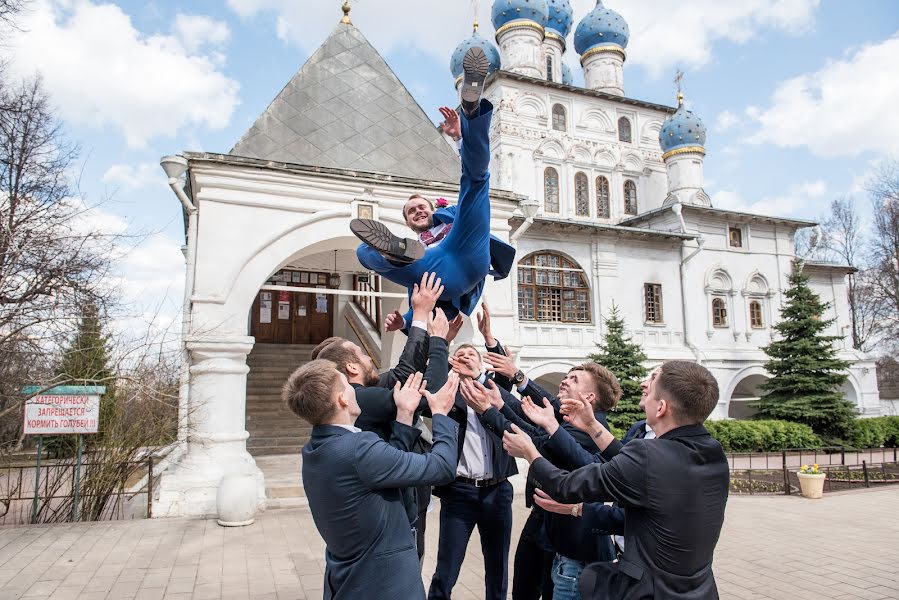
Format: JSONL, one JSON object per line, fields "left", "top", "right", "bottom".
{"left": 445, "top": 314, "right": 464, "bottom": 344}
{"left": 428, "top": 307, "right": 450, "bottom": 340}
{"left": 459, "top": 378, "right": 503, "bottom": 414}
{"left": 439, "top": 106, "right": 461, "bottom": 141}
{"left": 411, "top": 272, "right": 444, "bottom": 321}
{"left": 449, "top": 353, "right": 480, "bottom": 379}
{"left": 423, "top": 371, "right": 460, "bottom": 416}
{"left": 393, "top": 372, "right": 427, "bottom": 424}
{"left": 483, "top": 351, "right": 518, "bottom": 379}
{"left": 521, "top": 396, "right": 559, "bottom": 435}
{"left": 532, "top": 489, "right": 581, "bottom": 517}
{"left": 476, "top": 302, "right": 496, "bottom": 347}
{"left": 502, "top": 423, "right": 541, "bottom": 462}
{"left": 385, "top": 310, "right": 405, "bottom": 332}
{"left": 560, "top": 397, "right": 599, "bottom": 433}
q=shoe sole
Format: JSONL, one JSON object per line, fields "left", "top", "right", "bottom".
{"left": 350, "top": 219, "right": 425, "bottom": 263}
{"left": 461, "top": 47, "right": 488, "bottom": 105}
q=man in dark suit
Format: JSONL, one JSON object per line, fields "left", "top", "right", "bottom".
{"left": 427, "top": 344, "right": 519, "bottom": 600}
{"left": 286, "top": 359, "right": 461, "bottom": 600}
{"left": 503, "top": 360, "right": 729, "bottom": 600}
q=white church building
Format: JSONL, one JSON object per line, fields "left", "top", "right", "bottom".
{"left": 155, "top": 1, "right": 882, "bottom": 517}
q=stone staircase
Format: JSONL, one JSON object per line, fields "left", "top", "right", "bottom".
{"left": 246, "top": 344, "right": 315, "bottom": 456}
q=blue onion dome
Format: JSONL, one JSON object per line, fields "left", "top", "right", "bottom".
{"left": 561, "top": 61, "right": 573, "bottom": 85}
{"left": 659, "top": 94, "right": 707, "bottom": 156}
{"left": 451, "top": 23, "right": 501, "bottom": 79}
{"left": 546, "top": 0, "right": 573, "bottom": 39}
{"left": 574, "top": 1, "right": 630, "bottom": 55}
{"left": 491, "top": 0, "right": 549, "bottom": 32}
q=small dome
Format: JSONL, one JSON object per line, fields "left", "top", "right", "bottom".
{"left": 546, "top": 0, "right": 573, "bottom": 39}
{"left": 561, "top": 61, "right": 573, "bottom": 86}
{"left": 491, "top": 0, "right": 549, "bottom": 32}
{"left": 451, "top": 27, "right": 501, "bottom": 79}
{"left": 659, "top": 95, "right": 707, "bottom": 155}
{"left": 574, "top": 0, "right": 629, "bottom": 55}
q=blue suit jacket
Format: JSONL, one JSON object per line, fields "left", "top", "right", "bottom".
{"left": 302, "top": 416, "right": 459, "bottom": 599}
{"left": 431, "top": 206, "right": 516, "bottom": 281}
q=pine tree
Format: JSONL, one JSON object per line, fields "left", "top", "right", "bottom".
{"left": 46, "top": 303, "right": 116, "bottom": 455}
{"left": 753, "top": 260, "right": 855, "bottom": 441}
{"left": 589, "top": 304, "right": 648, "bottom": 431}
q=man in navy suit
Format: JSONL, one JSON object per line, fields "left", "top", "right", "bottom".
{"left": 286, "top": 359, "right": 461, "bottom": 600}
{"left": 351, "top": 48, "right": 515, "bottom": 332}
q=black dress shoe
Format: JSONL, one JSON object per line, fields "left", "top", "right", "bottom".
{"left": 350, "top": 219, "right": 425, "bottom": 264}
{"left": 460, "top": 47, "right": 488, "bottom": 117}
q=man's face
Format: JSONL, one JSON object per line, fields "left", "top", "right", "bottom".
{"left": 558, "top": 370, "right": 595, "bottom": 407}
{"left": 639, "top": 367, "right": 662, "bottom": 412}
{"left": 643, "top": 368, "right": 665, "bottom": 428}
{"left": 346, "top": 341, "right": 379, "bottom": 386}
{"left": 404, "top": 197, "right": 434, "bottom": 233}
{"left": 337, "top": 372, "right": 361, "bottom": 421}
{"left": 452, "top": 347, "right": 482, "bottom": 379}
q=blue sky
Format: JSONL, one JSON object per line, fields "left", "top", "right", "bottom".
{"left": 4, "top": 0, "right": 899, "bottom": 333}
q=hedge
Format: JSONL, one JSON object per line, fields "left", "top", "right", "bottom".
{"left": 704, "top": 420, "right": 820, "bottom": 453}
{"left": 847, "top": 416, "right": 899, "bottom": 449}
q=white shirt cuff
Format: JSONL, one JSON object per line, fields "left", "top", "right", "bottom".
{"left": 411, "top": 320, "right": 427, "bottom": 331}
{"left": 455, "top": 138, "right": 463, "bottom": 153}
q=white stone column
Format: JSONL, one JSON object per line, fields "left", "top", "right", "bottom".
{"left": 497, "top": 25, "right": 545, "bottom": 78}
{"left": 155, "top": 335, "right": 265, "bottom": 518}
{"left": 582, "top": 48, "right": 625, "bottom": 96}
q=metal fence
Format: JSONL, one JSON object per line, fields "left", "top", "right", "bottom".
{"left": 727, "top": 447, "right": 899, "bottom": 495}
{"left": 0, "top": 454, "right": 155, "bottom": 526}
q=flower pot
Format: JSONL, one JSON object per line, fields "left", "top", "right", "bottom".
{"left": 217, "top": 473, "right": 258, "bottom": 526}
{"left": 797, "top": 472, "right": 826, "bottom": 499}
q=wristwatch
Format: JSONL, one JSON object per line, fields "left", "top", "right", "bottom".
{"left": 512, "top": 370, "right": 525, "bottom": 385}
{"left": 570, "top": 503, "right": 581, "bottom": 517}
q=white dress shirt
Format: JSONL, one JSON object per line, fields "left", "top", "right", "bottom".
{"left": 456, "top": 373, "right": 494, "bottom": 480}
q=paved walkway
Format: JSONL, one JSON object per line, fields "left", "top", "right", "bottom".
{"left": 0, "top": 487, "right": 896, "bottom": 599}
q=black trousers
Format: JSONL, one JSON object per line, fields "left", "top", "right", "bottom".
{"left": 415, "top": 484, "right": 430, "bottom": 563}
{"left": 512, "top": 511, "right": 555, "bottom": 600}
{"left": 427, "top": 479, "right": 513, "bottom": 600}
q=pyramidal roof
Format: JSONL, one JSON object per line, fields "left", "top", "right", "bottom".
{"left": 230, "top": 22, "right": 461, "bottom": 183}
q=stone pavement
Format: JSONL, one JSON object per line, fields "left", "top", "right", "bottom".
{"left": 0, "top": 487, "right": 896, "bottom": 599}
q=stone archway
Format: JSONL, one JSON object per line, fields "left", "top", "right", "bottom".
{"left": 727, "top": 373, "right": 770, "bottom": 420}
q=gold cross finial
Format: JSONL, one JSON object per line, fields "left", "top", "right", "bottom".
{"left": 473, "top": 19, "right": 479, "bottom": 33}
{"left": 674, "top": 70, "right": 685, "bottom": 106}
{"left": 341, "top": 0, "right": 351, "bottom": 24}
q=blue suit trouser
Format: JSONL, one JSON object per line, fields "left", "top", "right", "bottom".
{"left": 356, "top": 100, "right": 493, "bottom": 320}
{"left": 427, "top": 479, "right": 513, "bottom": 600}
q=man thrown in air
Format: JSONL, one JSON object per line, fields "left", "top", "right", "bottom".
{"left": 351, "top": 47, "right": 514, "bottom": 332}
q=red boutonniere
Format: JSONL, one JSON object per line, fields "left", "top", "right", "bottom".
{"left": 436, "top": 197, "right": 449, "bottom": 208}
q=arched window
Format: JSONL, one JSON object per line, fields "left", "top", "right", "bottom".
{"left": 552, "top": 104, "right": 566, "bottom": 131}
{"left": 712, "top": 298, "right": 728, "bottom": 327}
{"left": 624, "top": 180, "right": 638, "bottom": 215}
{"left": 749, "top": 301, "right": 764, "bottom": 328}
{"left": 518, "top": 252, "right": 591, "bottom": 323}
{"left": 596, "top": 176, "right": 611, "bottom": 218}
{"left": 544, "top": 167, "right": 560, "bottom": 213}
{"left": 618, "top": 117, "right": 632, "bottom": 143}
{"left": 546, "top": 56, "right": 554, "bottom": 83}
{"left": 575, "top": 172, "right": 589, "bottom": 216}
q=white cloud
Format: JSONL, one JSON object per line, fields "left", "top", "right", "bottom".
{"left": 746, "top": 32, "right": 899, "bottom": 157}
{"left": 715, "top": 110, "right": 740, "bottom": 132}
{"left": 4, "top": 1, "right": 240, "bottom": 148}
{"left": 226, "top": 0, "right": 819, "bottom": 81}
{"left": 711, "top": 179, "right": 829, "bottom": 217}
{"left": 102, "top": 163, "right": 164, "bottom": 190}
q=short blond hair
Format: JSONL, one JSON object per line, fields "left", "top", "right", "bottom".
{"left": 570, "top": 363, "right": 622, "bottom": 412}
{"left": 282, "top": 359, "right": 341, "bottom": 425}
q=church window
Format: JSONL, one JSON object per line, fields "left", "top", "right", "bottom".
{"left": 749, "top": 301, "right": 764, "bottom": 328}
{"left": 575, "top": 172, "right": 589, "bottom": 216}
{"left": 552, "top": 104, "right": 567, "bottom": 131}
{"left": 729, "top": 227, "right": 743, "bottom": 248}
{"left": 544, "top": 167, "right": 560, "bottom": 213}
{"left": 618, "top": 117, "right": 632, "bottom": 143}
{"left": 596, "top": 176, "right": 611, "bottom": 218}
{"left": 624, "top": 180, "right": 638, "bottom": 215}
{"left": 518, "top": 252, "right": 590, "bottom": 324}
{"left": 546, "top": 56, "right": 554, "bottom": 82}
{"left": 644, "top": 284, "right": 663, "bottom": 323}
{"left": 712, "top": 298, "right": 728, "bottom": 327}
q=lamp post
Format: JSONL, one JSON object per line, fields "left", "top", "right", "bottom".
{"left": 329, "top": 250, "right": 341, "bottom": 289}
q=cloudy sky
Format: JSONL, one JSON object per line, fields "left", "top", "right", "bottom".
{"left": 4, "top": 0, "right": 898, "bottom": 335}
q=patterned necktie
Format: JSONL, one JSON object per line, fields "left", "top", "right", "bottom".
{"left": 420, "top": 224, "right": 452, "bottom": 246}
